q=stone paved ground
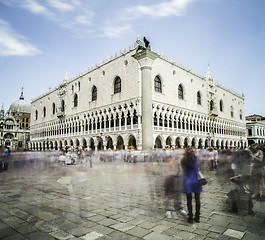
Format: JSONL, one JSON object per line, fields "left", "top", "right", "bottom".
{"left": 0, "top": 156, "right": 264, "bottom": 240}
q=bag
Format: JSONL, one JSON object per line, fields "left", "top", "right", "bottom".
{"left": 198, "top": 171, "right": 207, "bottom": 186}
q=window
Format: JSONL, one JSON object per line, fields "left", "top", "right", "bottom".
{"left": 52, "top": 103, "right": 56, "bottom": 114}
{"left": 154, "top": 76, "right": 162, "bottom": 92}
{"left": 78, "top": 82, "right": 80, "bottom": 91}
{"left": 35, "top": 110, "right": 38, "bottom": 120}
{"left": 178, "top": 84, "right": 184, "bottom": 99}
{"left": 239, "top": 110, "right": 242, "bottom": 120}
{"left": 114, "top": 77, "right": 121, "bottom": 94}
{"left": 61, "top": 100, "right": 65, "bottom": 112}
{"left": 230, "top": 106, "right": 234, "bottom": 118}
{"left": 197, "top": 91, "right": 201, "bottom": 105}
{"left": 71, "top": 85, "right": 74, "bottom": 94}
{"left": 92, "top": 86, "right": 97, "bottom": 101}
{"left": 43, "top": 107, "right": 46, "bottom": 117}
{"left": 73, "top": 94, "right": 78, "bottom": 107}
{"left": 219, "top": 100, "right": 223, "bottom": 112}
{"left": 210, "top": 100, "right": 214, "bottom": 111}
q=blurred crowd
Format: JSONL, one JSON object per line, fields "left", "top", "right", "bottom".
{"left": 1, "top": 144, "right": 265, "bottom": 219}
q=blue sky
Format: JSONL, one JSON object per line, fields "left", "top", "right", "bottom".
{"left": 0, "top": 0, "right": 264, "bottom": 116}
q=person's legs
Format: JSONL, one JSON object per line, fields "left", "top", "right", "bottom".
{"left": 194, "top": 193, "right": 201, "bottom": 222}
{"left": 186, "top": 193, "right": 193, "bottom": 223}
{"left": 174, "top": 176, "right": 187, "bottom": 215}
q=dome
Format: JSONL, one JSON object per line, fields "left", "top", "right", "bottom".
{"left": 9, "top": 91, "right": 31, "bottom": 114}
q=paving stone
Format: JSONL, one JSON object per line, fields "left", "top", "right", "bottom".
{"left": 110, "top": 222, "right": 135, "bottom": 232}
{"left": 242, "top": 232, "right": 264, "bottom": 240}
{"left": 151, "top": 224, "right": 171, "bottom": 233}
{"left": 223, "top": 229, "right": 245, "bottom": 239}
{"left": 25, "top": 231, "right": 56, "bottom": 240}
{"left": 207, "top": 231, "right": 230, "bottom": 240}
{"left": 0, "top": 226, "right": 18, "bottom": 239}
{"left": 88, "top": 215, "right": 108, "bottom": 223}
{"left": 16, "top": 223, "right": 39, "bottom": 234}
{"left": 208, "top": 225, "right": 226, "bottom": 234}
{"left": 98, "top": 218, "right": 118, "bottom": 226}
{"left": 138, "top": 221, "right": 158, "bottom": 229}
{"left": 227, "top": 223, "right": 247, "bottom": 232}
{"left": 143, "top": 231, "right": 173, "bottom": 240}
{"left": 68, "top": 226, "right": 91, "bottom": 237}
{"left": 125, "top": 226, "right": 151, "bottom": 238}
{"left": 80, "top": 231, "right": 104, "bottom": 240}
{"left": 49, "top": 229, "right": 75, "bottom": 240}
{"left": 108, "top": 231, "right": 141, "bottom": 240}
{"left": 2, "top": 216, "right": 29, "bottom": 229}
{"left": 127, "top": 218, "right": 145, "bottom": 226}
{"left": 88, "top": 224, "right": 114, "bottom": 235}
{"left": 1, "top": 233, "right": 26, "bottom": 240}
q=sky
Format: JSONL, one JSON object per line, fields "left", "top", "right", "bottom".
{"left": 0, "top": 0, "right": 264, "bottom": 116}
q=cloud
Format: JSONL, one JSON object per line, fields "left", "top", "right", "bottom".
{"left": 20, "top": 0, "right": 53, "bottom": 16}
{"left": 101, "top": 24, "right": 133, "bottom": 39}
{"left": 75, "top": 15, "right": 93, "bottom": 26}
{"left": 47, "top": 0, "right": 75, "bottom": 12}
{"left": 123, "top": 0, "right": 195, "bottom": 20}
{"left": 0, "top": 19, "right": 41, "bottom": 56}
{"left": 0, "top": 0, "right": 196, "bottom": 40}
{"left": 99, "top": 0, "right": 195, "bottom": 38}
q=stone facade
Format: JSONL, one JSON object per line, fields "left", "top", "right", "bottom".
{"left": 30, "top": 37, "right": 247, "bottom": 151}
{"left": 0, "top": 90, "right": 31, "bottom": 151}
{"left": 246, "top": 114, "right": 265, "bottom": 146}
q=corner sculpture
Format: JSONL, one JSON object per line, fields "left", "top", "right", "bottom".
{"left": 136, "top": 36, "right": 151, "bottom": 52}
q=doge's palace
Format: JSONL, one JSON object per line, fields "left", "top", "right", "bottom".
{"left": 30, "top": 37, "right": 247, "bottom": 151}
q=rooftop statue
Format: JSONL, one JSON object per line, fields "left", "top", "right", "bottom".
{"left": 136, "top": 36, "right": 151, "bottom": 52}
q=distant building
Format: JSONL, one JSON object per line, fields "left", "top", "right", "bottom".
{"left": 246, "top": 114, "right": 265, "bottom": 146}
{"left": 30, "top": 37, "right": 247, "bottom": 151}
{"left": 0, "top": 89, "right": 31, "bottom": 151}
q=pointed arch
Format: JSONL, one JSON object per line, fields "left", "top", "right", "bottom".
{"left": 114, "top": 76, "right": 121, "bottom": 94}
{"left": 92, "top": 85, "right": 97, "bottom": 101}
{"left": 178, "top": 84, "right": 184, "bottom": 99}
{"left": 154, "top": 75, "right": 162, "bottom": 93}
{"left": 219, "top": 99, "right": 223, "bottom": 112}
{"left": 197, "top": 91, "right": 201, "bottom": 105}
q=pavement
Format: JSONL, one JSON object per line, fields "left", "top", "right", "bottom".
{"left": 0, "top": 155, "right": 264, "bottom": 240}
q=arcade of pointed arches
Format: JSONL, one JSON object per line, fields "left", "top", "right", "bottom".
{"left": 30, "top": 99, "right": 247, "bottom": 151}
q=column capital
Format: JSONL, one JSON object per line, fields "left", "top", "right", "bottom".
{"left": 132, "top": 50, "right": 159, "bottom": 68}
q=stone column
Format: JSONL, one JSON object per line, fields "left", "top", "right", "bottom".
{"left": 133, "top": 50, "right": 158, "bottom": 150}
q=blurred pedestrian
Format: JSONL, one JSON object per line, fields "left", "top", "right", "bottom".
{"left": 2, "top": 146, "right": 10, "bottom": 170}
{"left": 251, "top": 145, "right": 264, "bottom": 200}
{"left": 181, "top": 149, "right": 202, "bottom": 223}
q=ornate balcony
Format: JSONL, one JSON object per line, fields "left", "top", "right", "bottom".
{"left": 209, "top": 110, "right": 218, "bottom": 117}
{"left": 57, "top": 111, "right": 65, "bottom": 118}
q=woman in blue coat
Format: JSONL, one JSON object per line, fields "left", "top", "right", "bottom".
{"left": 181, "top": 149, "right": 202, "bottom": 223}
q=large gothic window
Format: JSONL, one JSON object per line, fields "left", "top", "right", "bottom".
{"left": 239, "top": 109, "right": 242, "bottom": 120}
{"left": 210, "top": 100, "right": 214, "bottom": 111}
{"left": 61, "top": 100, "right": 65, "bottom": 112}
{"left": 178, "top": 84, "right": 184, "bottom": 99}
{"left": 73, "top": 94, "right": 78, "bottom": 107}
{"left": 154, "top": 76, "right": 162, "bottom": 93}
{"left": 114, "top": 77, "right": 121, "bottom": 94}
{"left": 197, "top": 91, "right": 201, "bottom": 105}
{"left": 92, "top": 86, "right": 97, "bottom": 101}
{"left": 52, "top": 103, "right": 56, "bottom": 114}
{"left": 43, "top": 107, "right": 46, "bottom": 117}
{"left": 219, "top": 100, "right": 223, "bottom": 112}
{"left": 35, "top": 110, "right": 38, "bottom": 120}
{"left": 231, "top": 106, "right": 234, "bottom": 118}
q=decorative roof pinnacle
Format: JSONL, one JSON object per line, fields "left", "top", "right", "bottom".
{"left": 20, "top": 86, "right": 24, "bottom": 100}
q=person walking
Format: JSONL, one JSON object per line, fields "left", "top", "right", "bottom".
{"left": 181, "top": 149, "right": 202, "bottom": 223}
{"left": 2, "top": 146, "right": 10, "bottom": 170}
